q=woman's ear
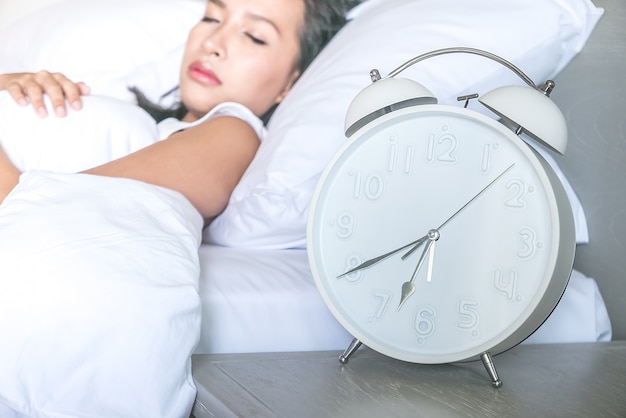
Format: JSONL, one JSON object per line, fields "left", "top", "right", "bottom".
{"left": 274, "top": 69, "right": 301, "bottom": 104}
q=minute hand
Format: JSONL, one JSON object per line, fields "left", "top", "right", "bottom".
{"left": 402, "top": 163, "right": 515, "bottom": 259}
{"left": 336, "top": 235, "right": 428, "bottom": 278}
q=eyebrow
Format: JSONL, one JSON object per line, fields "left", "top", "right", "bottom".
{"left": 208, "top": 0, "right": 281, "bottom": 34}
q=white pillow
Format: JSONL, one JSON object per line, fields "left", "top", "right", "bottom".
{"left": 0, "top": 92, "right": 159, "bottom": 173}
{"left": 0, "top": 0, "right": 204, "bottom": 104}
{"left": 0, "top": 0, "right": 68, "bottom": 29}
{"left": 207, "top": 0, "right": 602, "bottom": 249}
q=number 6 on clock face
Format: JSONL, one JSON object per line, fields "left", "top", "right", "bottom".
{"left": 307, "top": 105, "right": 576, "bottom": 364}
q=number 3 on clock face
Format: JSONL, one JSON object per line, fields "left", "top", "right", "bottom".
{"left": 307, "top": 105, "right": 576, "bottom": 364}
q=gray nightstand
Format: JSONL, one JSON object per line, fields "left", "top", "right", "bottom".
{"left": 191, "top": 341, "right": 626, "bottom": 417}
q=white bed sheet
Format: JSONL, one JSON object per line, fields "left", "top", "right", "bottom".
{"left": 195, "top": 245, "right": 352, "bottom": 354}
{"left": 194, "top": 244, "right": 612, "bottom": 355}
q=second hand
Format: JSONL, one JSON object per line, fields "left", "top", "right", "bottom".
{"left": 401, "top": 163, "right": 515, "bottom": 260}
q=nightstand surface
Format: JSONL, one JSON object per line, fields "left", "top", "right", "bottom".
{"left": 191, "top": 341, "right": 626, "bottom": 418}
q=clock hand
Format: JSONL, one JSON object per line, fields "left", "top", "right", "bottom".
{"left": 337, "top": 235, "right": 428, "bottom": 278}
{"left": 398, "top": 233, "right": 437, "bottom": 310}
{"left": 437, "top": 163, "right": 515, "bottom": 231}
{"left": 426, "top": 236, "right": 436, "bottom": 283}
{"left": 401, "top": 163, "right": 515, "bottom": 260}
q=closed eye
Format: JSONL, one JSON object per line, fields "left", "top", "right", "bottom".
{"left": 246, "top": 33, "right": 267, "bottom": 45}
{"left": 201, "top": 16, "right": 267, "bottom": 46}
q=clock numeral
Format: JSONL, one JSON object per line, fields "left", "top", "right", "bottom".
{"left": 414, "top": 306, "right": 436, "bottom": 344}
{"left": 493, "top": 269, "right": 522, "bottom": 302}
{"left": 369, "top": 290, "right": 392, "bottom": 323}
{"left": 350, "top": 170, "right": 385, "bottom": 200}
{"left": 458, "top": 298, "right": 480, "bottom": 332}
{"left": 340, "top": 255, "right": 363, "bottom": 282}
{"left": 330, "top": 211, "right": 356, "bottom": 239}
{"left": 504, "top": 178, "right": 533, "bottom": 208}
{"left": 518, "top": 227, "right": 541, "bottom": 259}
{"left": 480, "top": 143, "right": 499, "bottom": 173}
{"left": 387, "top": 138, "right": 415, "bottom": 174}
{"left": 387, "top": 137, "right": 397, "bottom": 171}
{"left": 427, "top": 126, "right": 457, "bottom": 163}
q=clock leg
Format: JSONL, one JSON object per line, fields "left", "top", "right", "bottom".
{"left": 480, "top": 352, "right": 503, "bottom": 388}
{"left": 339, "top": 338, "right": 362, "bottom": 364}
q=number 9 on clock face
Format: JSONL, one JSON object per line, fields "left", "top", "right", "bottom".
{"left": 307, "top": 105, "right": 576, "bottom": 364}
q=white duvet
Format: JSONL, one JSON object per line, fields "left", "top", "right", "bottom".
{"left": 0, "top": 171, "right": 203, "bottom": 418}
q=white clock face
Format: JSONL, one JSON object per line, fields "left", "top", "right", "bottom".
{"left": 308, "top": 105, "right": 574, "bottom": 364}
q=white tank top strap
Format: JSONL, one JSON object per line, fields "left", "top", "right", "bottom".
{"left": 156, "top": 102, "right": 266, "bottom": 141}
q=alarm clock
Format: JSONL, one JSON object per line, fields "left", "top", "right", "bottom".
{"left": 306, "top": 48, "right": 576, "bottom": 387}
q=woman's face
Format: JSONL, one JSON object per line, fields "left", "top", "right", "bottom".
{"left": 179, "top": 0, "right": 303, "bottom": 121}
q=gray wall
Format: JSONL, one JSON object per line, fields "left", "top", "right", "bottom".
{"left": 548, "top": 0, "right": 626, "bottom": 339}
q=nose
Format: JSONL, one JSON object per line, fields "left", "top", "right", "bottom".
{"left": 202, "top": 27, "right": 228, "bottom": 58}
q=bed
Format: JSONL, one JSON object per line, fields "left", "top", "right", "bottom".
{"left": 0, "top": 0, "right": 622, "bottom": 417}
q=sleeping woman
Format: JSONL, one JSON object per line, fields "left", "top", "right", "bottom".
{"left": 0, "top": 2, "right": 359, "bottom": 416}
{"left": 0, "top": 0, "right": 358, "bottom": 224}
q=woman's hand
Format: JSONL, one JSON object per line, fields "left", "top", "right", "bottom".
{"left": 0, "top": 71, "right": 91, "bottom": 118}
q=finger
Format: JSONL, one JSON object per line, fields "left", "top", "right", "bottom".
{"left": 4, "top": 82, "right": 30, "bottom": 107}
{"left": 77, "top": 81, "right": 91, "bottom": 96}
{"left": 15, "top": 79, "right": 51, "bottom": 118}
{"left": 67, "top": 82, "right": 91, "bottom": 111}
{"left": 63, "top": 82, "right": 91, "bottom": 111}
{"left": 39, "top": 72, "right": 76, "bottom": 117}
{"left": 53, "top": 73, "right": 89, "bottom": 112}
{"left": 22, "top": 80, "right": 58, "bottom": 118}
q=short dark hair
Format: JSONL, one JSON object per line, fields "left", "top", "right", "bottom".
{"left": 297, "top": 0, "right": 360, "bottom": 73}
{"left": 131, "top": 0, "right": 360, "bottom": 123}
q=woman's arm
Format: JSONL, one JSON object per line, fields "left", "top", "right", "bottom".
{"left": 0, "top": 146, "right": 20, "bottom": 202}
{"left": 84, "top": 115, "right": 260, "bottom": 222}
{"left": 0, "top": 115, "right": 259, "bottom": 221}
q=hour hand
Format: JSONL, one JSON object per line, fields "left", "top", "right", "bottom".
{"left": 398, "top": 238, "right": 436, "bottom": 309}
{"left": 337, "top": 235, "right": 427, "bottom": 278}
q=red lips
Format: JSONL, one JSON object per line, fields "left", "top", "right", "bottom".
{"left": 188, "top": 62, "right": 221, "bottom": 85}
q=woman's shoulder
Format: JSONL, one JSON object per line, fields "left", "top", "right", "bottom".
{"left": 157, "top": 102, "right": 266, "bottom": 141}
